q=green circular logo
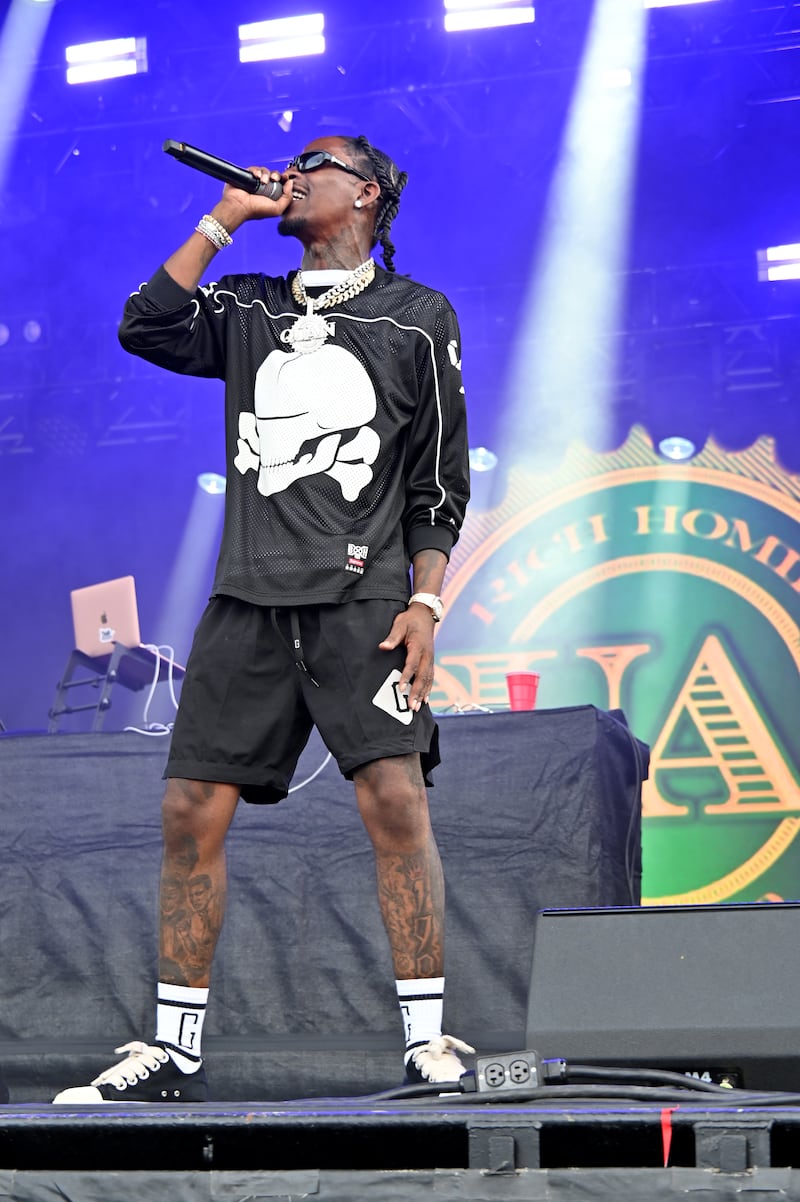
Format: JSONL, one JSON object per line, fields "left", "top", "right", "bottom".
{"left": 434, "top": 431, "right": 800, "bottom": 903}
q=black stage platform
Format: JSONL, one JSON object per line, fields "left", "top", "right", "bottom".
{"left": 18, "top": 706, "right": 795, "bottom": 1197}
{"left": 4, "top": 1095, "right": 800, "bottom": 1199}
{"left": 3, "top": 708, "right": 800, "bottom": 1196}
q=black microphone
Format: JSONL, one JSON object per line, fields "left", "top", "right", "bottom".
{"left": 163, "top": 140, "right": 284, "bottom": 201}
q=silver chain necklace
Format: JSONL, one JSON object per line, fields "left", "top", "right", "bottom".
{"left": 282, "top": 258, "right": 376, "bottom": 355}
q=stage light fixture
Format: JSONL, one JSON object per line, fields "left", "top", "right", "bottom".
{"left": 657, "top": 436, "right": 697, "bottom": 461}
{"left": 444, "top": 0, "right": 535, "bottom": 33}
{"left": 602, "top": 67, "right": 633, "bottom": 89}
{"left": 469, "top": 446, "right": 498, "bottom": 472}
{"left": 197, "top": 472, "right": 226, "bottom": 495}
{"left": 0, "top": 316, "right": 46, "bottom": 348}
{"left": 238, "top": 14, "right": 325, "bottom": 63}
{"left": 644, "top": 0, "right": 719, "bottom": 7}
{"left": 65, "top": 36, "right": 147, "bottom": 85}
{"left": 468, "top": 447, "right": 499, "bottom": 510}
{"left": 757, "top": 243, "right": 800, "bottom": 282}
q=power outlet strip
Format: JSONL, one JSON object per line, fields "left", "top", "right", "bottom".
{"left": 475, "top": 1050, "right": 542, "bottom": 1093}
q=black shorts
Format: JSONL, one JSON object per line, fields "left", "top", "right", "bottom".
{"left": 165, "top": 596, "right": 440, "bottom": 804}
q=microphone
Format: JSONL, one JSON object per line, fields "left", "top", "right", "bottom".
{"left": 163, "top": 140, "right": 284, "bottom": 201}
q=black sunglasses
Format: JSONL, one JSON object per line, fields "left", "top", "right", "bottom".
{"left": 287, "top": 150, "right": 372, "bottom": 183}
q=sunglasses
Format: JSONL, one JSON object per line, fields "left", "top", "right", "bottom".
{"left": 287, "top": 150, "right": 373, "bottom": 183}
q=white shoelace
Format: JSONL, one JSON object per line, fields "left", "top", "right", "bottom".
{"left": 410, "top": 1034, "right": 475, "bottom": 1081}
{"left": 90, "top": 1041, "right": 169, "bottom": 1089}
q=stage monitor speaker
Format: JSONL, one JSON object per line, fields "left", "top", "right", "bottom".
{"left": 525, "top": 902, "right": 800, "bottom": 1092}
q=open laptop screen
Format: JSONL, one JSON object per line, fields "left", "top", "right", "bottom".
{"left": 70, "top": 576, "right": 142, "bottom": 658}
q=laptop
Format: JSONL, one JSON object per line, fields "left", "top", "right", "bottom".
{"left": 69, "top": 576, "right": 185, "bottom": 688}
{"left": 71, "top": 575, "right": 143, "bottom": 658}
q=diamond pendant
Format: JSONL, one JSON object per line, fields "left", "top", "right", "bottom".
{"left": 280, "top": 311, "right": 332, "bottom": 355}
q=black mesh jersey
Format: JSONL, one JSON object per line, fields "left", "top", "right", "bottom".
{"left": 119, "top": 264, "right": 470, "bottom": 607}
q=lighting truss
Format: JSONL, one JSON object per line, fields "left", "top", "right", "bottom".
{"left": 65, "top": 37, "right": 147, "bottom": 85}
{"left": 444, "top": 0, "right": 535, "bottom": 34}
{"left": 238, "top": 14, "right": 325, "bottom": 63}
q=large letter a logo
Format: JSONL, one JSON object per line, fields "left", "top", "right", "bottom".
{"left": 644, "top": 634, "right": 800, "bottom": 819}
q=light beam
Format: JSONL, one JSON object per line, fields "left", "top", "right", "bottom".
{"left": 0, "top": 0, "right": 55, "bottom": 189}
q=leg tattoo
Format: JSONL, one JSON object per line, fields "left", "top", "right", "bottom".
{"left": 375, "top": 836, "right": 445, "bottom": 980}
{"left": 159, "top": 814, "right": 227, "bottom": 987}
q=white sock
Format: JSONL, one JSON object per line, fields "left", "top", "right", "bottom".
{"left": 396, "top": 976, "right": 445, "bottom": 1064}
{"left": 155, "top": 982, "right": 209, "bottom": 1073}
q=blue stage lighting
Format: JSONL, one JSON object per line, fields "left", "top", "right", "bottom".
{"left": 602, "top": 67, "right": 633, "bottom": 89}
{"left": 757, "top": 243, "right": 800, "bottom": 282}
{"left": 197, "top": 473, "right": 226, "bottom": 495}
{"left": 444, "top": 1, "right": 535, "bottom": 34}
{"left": 644, "top": 0, "right": 718, "bottom": 6}
{"left": 65, "top": 36, "right": 147, "bottom": 85}
{"left": 469, "top": 447, "right": 498, "bottom": 472}
{"left": 0, "top": 0, "right": 55, "bottom": 189}
{"left": 238, "top": 14, "right": 325, "bottom": 63}
{"left": 468, "top": 447, "right": 499, "bottom": 511}
{"left": 497, "top": 0, "right": 647, "bottom": 467}
{"left": 657, "top": 436, "right": 697, "bottom": 461}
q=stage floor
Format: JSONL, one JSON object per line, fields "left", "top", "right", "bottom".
{"left": 3, "top": 1092, "right": 800, "bottom": 1200}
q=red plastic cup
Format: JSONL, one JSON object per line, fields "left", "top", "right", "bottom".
{"left": 506, "top": 672, "right": 540, "bottom": 711}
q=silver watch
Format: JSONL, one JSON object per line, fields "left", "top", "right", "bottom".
{"left": 408, "top": 593, "right": 444, "bottom": 622}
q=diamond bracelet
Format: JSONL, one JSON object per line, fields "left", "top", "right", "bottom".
{"left": 195, "top": 214, "right": 233, "bottom": 251}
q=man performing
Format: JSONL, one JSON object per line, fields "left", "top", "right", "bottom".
{"left": 54, "top": 134, "right": 471, "bottom": 1103}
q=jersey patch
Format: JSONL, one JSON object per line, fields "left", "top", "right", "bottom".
{"left": 345, "top": 542, "right": 369, "bottom": 574}
{"left": 372, "top": 669, "right": 414, "bottom": 725}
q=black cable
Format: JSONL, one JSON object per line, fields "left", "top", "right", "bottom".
{"left": 283, "top": 1081, "right": 448, "bottom": 1104}
{"left": 242, "top": 1077, "right": 800, "bottom": 1110}
{"left": 359, "top": 1084, "right": 800, "bottom": 1109}
{"left": 332, "top": 1059, "right": 800, "bottom": 1108}
{"left": 186, "top": 1054, "right": 800, "bottom": 1111}
{"left": 170, "top": 1077, "right": 800, "bottom": 1112}
{"left": 561, "top": 1063, "right": 731, "bottom": 1093}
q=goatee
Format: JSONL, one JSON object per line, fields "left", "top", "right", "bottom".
{"left": 277, "top": 214, "right": 306, "bottom": 238}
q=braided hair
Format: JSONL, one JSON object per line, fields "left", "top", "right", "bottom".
{"left": 341, "top": 135, "right": 408, "bottom": 273}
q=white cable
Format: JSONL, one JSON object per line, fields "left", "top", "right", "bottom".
{"left": 288, "top": 751, "right": 333, "bottom": 793}
{"left": 139, "top": 643, "right": 163, "bottom": 727}
{"left": 124, "top": 644, "right": 180, "bottom": 736}
{"left": 441, "top": 701, "right": 493, "bottom": 714}
{"left": 140, "top": 644, "right": 180, "bottom": 714}
{"left": 153, "top": 644, "right": 181, "bottom": 711}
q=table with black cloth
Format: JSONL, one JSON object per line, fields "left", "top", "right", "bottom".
{"left": 0, "top": 706, "right": 647, "bottom": 1102}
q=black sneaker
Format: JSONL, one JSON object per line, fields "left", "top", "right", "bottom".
{"left": 404, "top": 1035, "right": 475, "bottom": 1085}
{"left": 52, "top": 1041, "right": 208, "bottom": 1103}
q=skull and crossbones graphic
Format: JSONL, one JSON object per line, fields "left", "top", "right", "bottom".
{"left": 234, "top": 344, "right": 381, "bottom": 502}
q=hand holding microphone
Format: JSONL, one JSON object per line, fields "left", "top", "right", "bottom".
{"left": 160, "top": 140, "right": 288, "bottom": 283}
{"left": 163, "top": 140, "right": 286, "bottom": 208}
